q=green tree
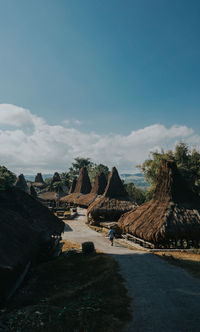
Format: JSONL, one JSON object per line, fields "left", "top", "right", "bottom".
{"left": 0, "top": 166, "right": 17, "bottom": 190}
{"left": 125, "top": 182, "right": 146, "bottom": 205}
{"left": 88, "top": 163, "right": 109, "bottom": 182}
{"left": 138, "top": 142, "right": 200, "bottom": 201}
{"left": 68, "top": 157, "right": 93, "bottom": 180}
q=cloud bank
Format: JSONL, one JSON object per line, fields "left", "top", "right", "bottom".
{"left": 0, "top": 104, "right": 199, "bottom": 175}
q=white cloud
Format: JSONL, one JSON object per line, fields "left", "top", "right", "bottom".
{"left": 0, "top": 104, "right": 199, "bottom": 174}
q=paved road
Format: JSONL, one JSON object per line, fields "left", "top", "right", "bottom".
{"left": 62, "top": 209, "right": 200, "bottom": 332}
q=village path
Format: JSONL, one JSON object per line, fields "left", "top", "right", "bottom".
{"left": 62, "top": 208, "right": 200, "bottom": 332}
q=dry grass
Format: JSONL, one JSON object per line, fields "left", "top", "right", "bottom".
{"left": 0, "top": 242, "right": 131, "bottom": 332}
{"left": 155, "top": 250, "right": 200, "bottom": 279}
{"left": 61, "top": 239, "right": 81, "bottom": 251}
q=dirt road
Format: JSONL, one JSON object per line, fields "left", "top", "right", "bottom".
{"left": 62, "top": 209, "right": 200, "bottom": 332}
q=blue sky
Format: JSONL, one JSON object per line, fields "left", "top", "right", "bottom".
{"left": 0, "top": 1, "right": 200, "bottom": 173}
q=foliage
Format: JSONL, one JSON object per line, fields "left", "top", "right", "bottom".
{"left": 45, "top": 177, "right": 52, "bottom": 185}
{"left": 0, "top": 166, "right": 17, "bottom": 190}
{"left": 68, "top": 157, "right": 109, "bottom": 184}
{"left": 88, "top": 163, "right": 109, "bottom": 182}
{"left": 124, "top": 182, "right": 146, "bottom": 205}
{"left": 138, "top": 142, "right": 200, "bottom": 201}
{"left": 60, "top": 172, "right": 70, "bottom": 188}
{"left": 68, "top": 157, "right": 92, "bottom": 179}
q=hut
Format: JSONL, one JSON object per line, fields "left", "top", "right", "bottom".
{"left": 75, "top": 172, "right": 107, "bottom": 208}
{"left": 0, "top": 187, "right": 64, "bottom": 303}
{"left": 35, "top": 173, "right": 44, "bottom": 183}
{"left": 60, "top": 167, "right": 91, "bottom": 205}
{"left": 69, "top": 177, "right": 77, "bottom": 194}
{"left": 118, "top": 160, "right": 200, "bottom": 248}
{"left": 28, "top": 184, "right": 38, "bottom": 199}
{"left": 15, "top": 174, "right": 28, "bottom": 193}
{"left": 32, "top": 172, "right": 47, "bottom": 190}
{"left": 87, "top": 167, "right": 135, "bottom": 223}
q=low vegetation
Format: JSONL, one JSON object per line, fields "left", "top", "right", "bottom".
{"left": 0, "top": 240, "right": 131, "bottom": 332}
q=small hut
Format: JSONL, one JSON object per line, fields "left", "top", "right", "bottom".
{"left": 15, "top": 174, "right": 28, "bottom": 193}
{"left": 28, "top": 184, "right": 38, "bottom": 199}
{"left": 0, "top": 187, "right": 64, "bottom": 303}
{"left": 60, "top": 167, "right": 91, "bottom": 205}
{"left": 75, "top": 172, "right": 107, "bottom": 208}
{"left": 32, "top": 172, "right": 47, "bottom": 190}
{"left": 118, "top": 160, "right": 200, "bottom": 248}
{"left": 35, "top": 173, "right": 44, "bottom": 183}
{"left": 87, "top": 167, "right": 135, "bottom": 223}
{"left": 69, "top": 177, "right": 77, "bottom": 194}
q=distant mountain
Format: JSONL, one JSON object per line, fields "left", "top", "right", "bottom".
{"left": 24, "top": 174, "right": 53, "bottom": 182}
{"left": 120, "top": 173, "right": 149, "bottom": 189}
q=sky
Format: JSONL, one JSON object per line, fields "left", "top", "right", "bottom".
{"left": 0, "top": 0, "right": 200, "bottom": 174}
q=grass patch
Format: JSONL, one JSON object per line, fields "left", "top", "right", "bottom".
{"left": 155, "top": 250, "right": 200, "bottom": 279}
{"left": 0, "top": 247, "right": 131, "bottom": 331}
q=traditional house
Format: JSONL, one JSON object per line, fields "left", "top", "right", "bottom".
{"left": 75, "top": 172, "right": 107, "bottom": 208}
{"left": 118, "top": 160, "right": 200, "bottom": 248}
{"left": 87, "top": 167, "right": 135, "bottom": 223}
{"left": 60, "top": 167, "right": 91, "bottom": 205}
{"left": 15, "top": 174, "right": 28, "bottom": 193}
{"left": 32, "top": 173, "right": 47, "bottom": 190}
{"left": 68, "top": 177, "right": 77, "bottom": 194}
{"left": 0, "top": 187, "right": 64, "bottom": 303}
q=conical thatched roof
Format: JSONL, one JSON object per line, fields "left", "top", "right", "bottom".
{"left": 87, "top": 167, "right": 135, "bottom": 222}
{"left": 60, "top": 167, "right": 91, "bottom": 204}
{"left": 0, "top": 187, "right": 64, "bottom": 302}
{"left": 75, "top": 172, "right": 107, "bottom": 208}
{"left": 74, "top": 167, "right": 91, "bottom": 194}
{"left": 15, "top": 174, "right": 28, "bottom": 193}
{"left": 32, "top": 173, "right": 47, "bottom": 189}
{"left": 35, "top": 173, "right": 44, "bottom": 183}
{"left": 69, "top": 178, "right": 77, "bottom": 194}
{"left": 39, "top": 190, "right": 65, "bottom": 202}
{"left": 28, "top": 184, "right": 38, "bottom": 199}
{"left": 118, "top": 160, "right": 200, "bottom": 245}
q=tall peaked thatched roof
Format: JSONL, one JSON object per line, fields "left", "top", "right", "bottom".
{"left": 15, "top": 174, "right": 28, "bottom": 193}
{"left": 69, "top": 178, "right": 77, "bottom": 194}
{"left": 74, "top": 167, "right": 91, "bottom": 194}
{"left": 87, "top": 167, "right": 135, "bottom": 222}
{"left": 91, "top": 172, "right": 107, "bottom": 195}
{"left": 118, "top": 160, "right": 200, "bottom": 245}
{"left": 28, "top": 184, "right": 38, "bottom": 199}
{"left": 74, "top": 172, "right": 107, "bottom": 208}
{"left": 35, "top": 173, "right": 44, "bottom": 183}
{"left": 51, "top": 172, "right": 61, "bottom": 184}
{"left": 0, "top": 187, "right": 64, "bottom": 301}
{"left": 103, "top": 167, "right": 129, "bottom": 198}
{"left": 60, "top": 167, "right": 91, "bottom": 204}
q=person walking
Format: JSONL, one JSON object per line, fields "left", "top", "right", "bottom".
{"left": 109, "top": 227, "right": 115, "bottom": 246}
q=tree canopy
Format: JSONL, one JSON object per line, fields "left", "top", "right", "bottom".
{"left": 138, "top": 142, "right": 200, "bottom": 200}
{"left": 0, "top": 166, "right": 17, "bottom": 190}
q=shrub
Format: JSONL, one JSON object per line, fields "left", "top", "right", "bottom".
{"left": 82, "top": 241, "right": 95, "bottom": 254}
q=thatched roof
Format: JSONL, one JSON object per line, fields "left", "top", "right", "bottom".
{"left": 118, "top": 160, "right": 200, "bottom": 244}
{"left": 69, "top": 178, "right": 77, "bottom": 194}
{"left": 0, "top": 187, "right": 64, "bottom": 301}
{"left": 87, "top": 167, "right": 135, "bottom": 222}
{"left": 28, "top": 184, "right": 37, "bottom": 198}
{"left": 39, "top": 190, "right": 65, "bottom": 201}
{"left": 35, "top": 173, "right": 44, "bottom": 183}
{"left": 74, "top": 167, "right": 91, "bottom": 194}
{"left": 60, "top": 167, "right": 91, "bottom": 204}
{"left": 75, "top": 172, "right": 107, "bottom": 208}
{"left": 32, "top": 173, "right": 47, "bottom": 189}
{"left": 51, "top": 172, "right": 61, "bottom": 184}
{"left": 15, "top": 174, "right": 28, "bottom": 193}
